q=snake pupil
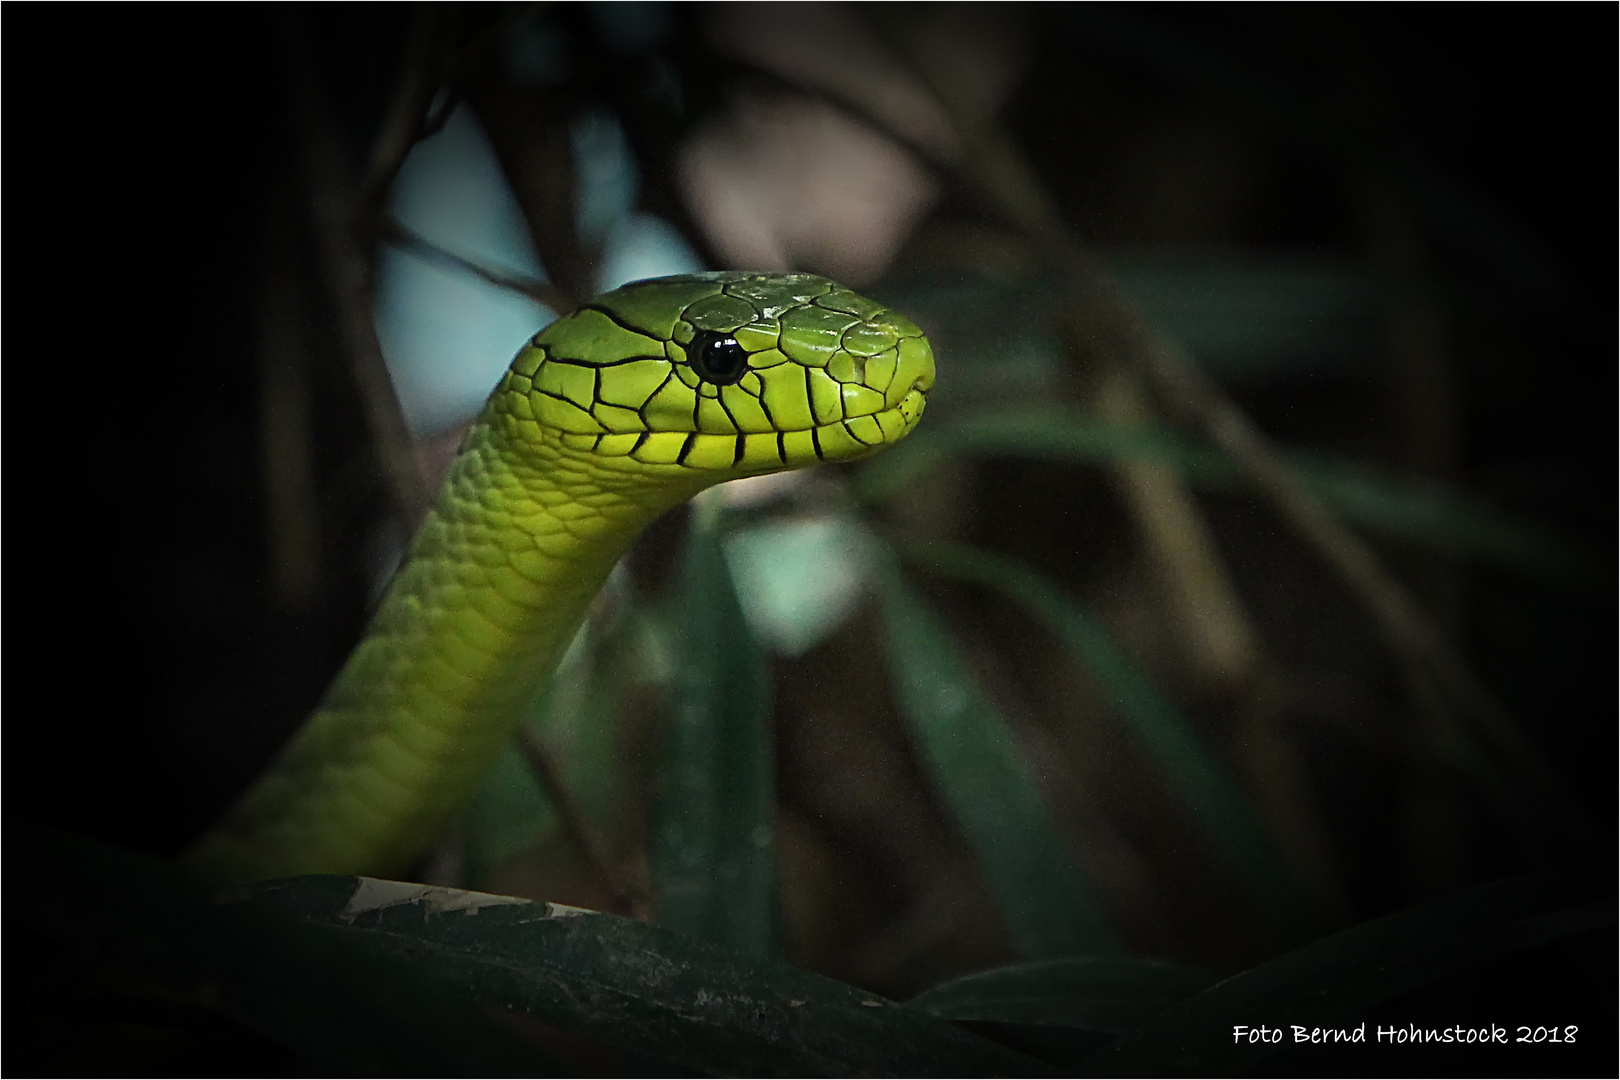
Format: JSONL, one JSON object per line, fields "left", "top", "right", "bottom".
{"left": 689, "top": 331, "right": 749, "bottom": 385}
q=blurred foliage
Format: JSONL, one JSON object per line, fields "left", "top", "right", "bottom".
{"left": 9, "top": 2, "right": 1613, "bottom": 1075}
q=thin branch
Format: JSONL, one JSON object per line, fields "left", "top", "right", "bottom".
{"left": 463, "top": 75, "right": 595, "bottom": 309}
{"left": 380, "top": 216, "right": 573, "bottom": 312}
{"left": 417, "top": 87, "right": 463, "bottom": 141}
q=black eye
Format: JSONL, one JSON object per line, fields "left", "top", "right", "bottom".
{"left": 688, "top": 331, "right": 749, "bottom": 385}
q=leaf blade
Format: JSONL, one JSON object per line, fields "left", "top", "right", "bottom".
{"left": 650, "top": 504, "right": 776, "bottom": 956}
{"left": 859, "top": 409, "right": 1597, "bottom": 586}
{"left": 875, "top": 559, "right": 1123, "bottom": 959}
{"left": 902, "top": 540, "right": 1317, "bottom": 940}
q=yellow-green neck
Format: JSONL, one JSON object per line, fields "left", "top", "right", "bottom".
{"left": 188, "top": 413, "right": 706, "bottom": 882}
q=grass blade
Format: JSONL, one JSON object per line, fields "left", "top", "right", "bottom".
{"left": 651, "top": 502, "right": 775, "bottom": 956}
{"left": 875, "top": 558, "right": 1123, "bottom": 959}
{"left": 910, "top": 958, "right": 1216, "bottom": 1033}
{"left": 903, "top": 541, "right": 1317, "bottom": 940}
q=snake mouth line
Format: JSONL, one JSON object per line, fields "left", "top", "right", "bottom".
{"left": 741, "top": 393, "right": 933, "bottom": 469}
{"left": 567, "top": 389, "right": 928, "bottom": 472}
{"left": 719, "top": 392, "right": 929, "bottom": 471}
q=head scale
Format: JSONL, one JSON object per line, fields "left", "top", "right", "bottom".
{"left": 491, "top": 272, "right": 934, "bottom": 475}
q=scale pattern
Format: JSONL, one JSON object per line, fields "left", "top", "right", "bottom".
{"left": 191, "top": 272, "right": 934, "bottom": 881}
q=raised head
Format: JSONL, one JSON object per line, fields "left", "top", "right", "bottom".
{"left": 490, "top": 272, "right": 935, "bottom": 476}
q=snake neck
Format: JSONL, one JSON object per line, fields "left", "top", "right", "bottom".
{"left": 189, "top": 414, "right": 707, "bottom": 883}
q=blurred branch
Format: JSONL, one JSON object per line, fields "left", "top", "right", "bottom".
{"left": 516, "top": 728, "right": 652, "bottom": 920}
{"left": 849, "top": 11, "right": 1583, "bottom": 839}
{"left": 464, "top": 71, "right": 596, "bottom": 308}
{"left": 716, "top": 54, "right": 984, "bottom": 220}
{"left": 603, "top": 55, "right": 728, "bottom": 273}
{"left": 1092, "top": 368, "right": 1259, "bottom": 689}
{"left": 359, "top": 3, "right": 549, "bottom": 214}
{"left": 1089, "top": 367, "right": 1347, "bottom": 922}
{"left": 357, "top": 4, "right": 451, "bottom": 212}
{"left": 380, "top": 216, "right": 572, "bottom": 312}
{"left": 274, "top": 12, "right": 430, "bottom": 532}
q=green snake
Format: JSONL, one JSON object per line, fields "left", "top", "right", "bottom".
{"left": 189, "top": 272, "right": 934, "bottom": 883}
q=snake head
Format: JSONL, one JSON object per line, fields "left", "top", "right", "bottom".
{"left": 492, "top": 272, "right": 934, "bottom": 475}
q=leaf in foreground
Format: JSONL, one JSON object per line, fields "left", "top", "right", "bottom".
{"left": 10, "top": 826, "right": 1046, "bottom": 1076}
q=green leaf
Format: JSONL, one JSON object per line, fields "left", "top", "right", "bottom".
{"left": 874, "top": 558, "right": 1123, "bottom": 959}
{"left": 858, "top": 409, "right": 1597, "bottom": 587}
{"left": 13, "top": 825, "right": 1049, "bottom": 1077}
{"left": 902, "top": 541, "right": 1317, "bottom": 941}
{"left": 1082, "top": 876, "right": 1613, "bottom": 1076}
{"left": 910, "top": 958, "right": 1216, "bottom": 1033}
{"left": 651, "top": 501, "right": 776, "bottom": 956}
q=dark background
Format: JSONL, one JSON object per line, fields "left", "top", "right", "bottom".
{"left": 7, "top": 4, "right": 1615, "bottom": 1075}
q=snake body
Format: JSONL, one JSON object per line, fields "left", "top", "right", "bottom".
{"left": 190, "top": 272, "right": 934, "bottom": 883}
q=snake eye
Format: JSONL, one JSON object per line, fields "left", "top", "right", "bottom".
{"left": 688, "top": 331, "right": 749, "bottom": 385}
